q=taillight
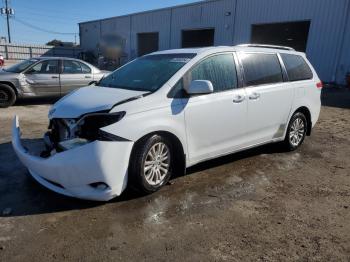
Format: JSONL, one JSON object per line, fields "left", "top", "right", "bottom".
{"left": 316, "top": 82, "right": 323, "bottom": 89}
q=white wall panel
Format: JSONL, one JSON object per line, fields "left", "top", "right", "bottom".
{"left": 233, "top": 0, "right": 349, "bottom": 82}
{"left": 79, "top": 0, "right": 350, "bottom": 83}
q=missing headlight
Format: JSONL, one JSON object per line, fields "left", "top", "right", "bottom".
{"left": 78, "top": 111, "right": 126, "bottom": 141}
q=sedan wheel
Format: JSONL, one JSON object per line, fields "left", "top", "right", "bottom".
{"left": 0, "top": 84, "right": 16, "bottom": 108}
{"left": 0, "top": 89, "right": 9, "bottom": 103}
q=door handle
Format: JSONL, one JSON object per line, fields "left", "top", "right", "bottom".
{"left": 249, "top": 92, "right": 260, "bottom": 100}
{"left": 232, "top": 95, "right": 245, "bottom": 103}
{"left": 85, "top": 75, "right": 92, "bottom": 78}
{"left": 51, "top": 76, "right": 59, "bottom": 79}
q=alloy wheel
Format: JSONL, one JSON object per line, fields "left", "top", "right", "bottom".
{"left": 143, "top": 142, "right": 170, "bottom": 186}
{"left": 289, "top": 117, "right": 305, "bottom": 147}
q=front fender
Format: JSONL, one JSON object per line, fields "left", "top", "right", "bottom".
{"left": 101, "top": 102, "right": 188, "bottom": 157}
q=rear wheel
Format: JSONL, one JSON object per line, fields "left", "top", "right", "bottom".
{"left": 129, "top": 134, "right": 173, "bottom": 194}
{"left": 283, "top": 112, "right": 307, "bottom": 151}
{"left": 0, "top": 84, "right": 16, "bottom": 108}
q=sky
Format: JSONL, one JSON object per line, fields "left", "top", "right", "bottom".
{"left": 0, "top": 0, "right": 199, "bottom": 45}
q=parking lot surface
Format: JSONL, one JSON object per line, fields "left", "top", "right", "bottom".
{"left": 0, "top": 89, "right": 349, "bottom": 261}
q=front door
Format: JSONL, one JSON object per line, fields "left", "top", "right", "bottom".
{"left": 59, "top": 60, "right": 93, "bottom": 95}
{"left": 183, "top": 53, "right": 247, "bottom": 165}
{"left": 24, "top": 59, "right": 60, "bottom": 95}
{"left": 239, "top": 52, "right": 294, "bottom": 145}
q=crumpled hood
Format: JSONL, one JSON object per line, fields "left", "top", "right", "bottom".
{"left": 49, "top": 86, "right": 148, "bottom": 119}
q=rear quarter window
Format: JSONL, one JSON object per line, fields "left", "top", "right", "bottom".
{"left": 280, "top": 53, "right": 313, "bottom": 81}
{"left": 240, "top": 53, "right": 283, "bottom": 86}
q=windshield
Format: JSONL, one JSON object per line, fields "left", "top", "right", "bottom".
{"left": 4, "top": 59, "right": 40, "bottom": 73}
{"left": 98, "top": 53, "right": 196, "bottom": 92}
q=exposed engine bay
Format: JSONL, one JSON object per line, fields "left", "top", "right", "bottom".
{"left": 42, "top": 111, "right": 126, "bottom": 157}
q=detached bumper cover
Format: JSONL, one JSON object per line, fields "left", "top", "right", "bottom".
{"left": 12, "top": 116, "right": 134, "bottom": 201}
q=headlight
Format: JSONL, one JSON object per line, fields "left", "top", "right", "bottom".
{"left": 78, "top": 111, "right": 126, "bottom": 140}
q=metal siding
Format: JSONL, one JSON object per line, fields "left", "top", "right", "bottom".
{"left": 170, "top": 0, "right": 236, "bottom": 48}
{"left": 335, "top": 1, "right": 350, "bottom": 84}
{"left": 130, "top": 9, "right": 171, "bottom": 58}
{"left": 78, "top": 0, "right": 349, "bottom": 83}
{"left": 101, "top": 16, "right": 131, "bottom": 60}
{"left": 80, "top": 21, "right": 101, "bottom": 52}
{"left": 171, "top": 4, "right": 202, "bottom": 47}
{"left": 233, "top": 0, "right": 349, "bottom": 82}
{"left": 200, "top": 0, "right": 236, "bottom": 45}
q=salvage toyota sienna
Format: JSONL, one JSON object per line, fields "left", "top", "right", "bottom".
{"left": 12, "top": 44, "right": 322, "bottom": 201}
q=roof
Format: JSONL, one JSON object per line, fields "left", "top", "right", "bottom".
{"left": 151, "top": 47, "right": 216, "bottom": 55}
{"left": 150, "top": 45, "right": 304, "bottom": 56}
{"left": 33, "top": 56, "right": 82, "bottom": 60}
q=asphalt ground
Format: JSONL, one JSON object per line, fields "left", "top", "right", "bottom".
{"left": 0, "top": 87, "right": 349, "bottom": 261}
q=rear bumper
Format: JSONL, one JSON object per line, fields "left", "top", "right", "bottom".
{"left": 11, "top": 116, "right": 134, "bottom": 201}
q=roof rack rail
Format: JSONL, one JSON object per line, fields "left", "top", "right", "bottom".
{"left": 236, "top": 44, "right": 295, "bottom": 51}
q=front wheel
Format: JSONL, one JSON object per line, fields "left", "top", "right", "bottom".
{"left": 129, "top": 134, "right": 173, "bottom": 194}
{"left": 0, "top": 84, "right": 16, "bottom": 108}
{"left": 283, "top": 112, "right": 307, "bottom": 151}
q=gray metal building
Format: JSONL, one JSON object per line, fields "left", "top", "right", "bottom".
{"left": 79, "top": 0, "right": 350, "bottom": 84}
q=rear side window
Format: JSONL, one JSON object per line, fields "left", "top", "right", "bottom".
{"left": 63, "top": 60, "right": 82, "bottom": 74}
{"left": 281, "top": 53, "right": 313, "bottom": 81}
{"left": 80, "top": 62, "right": 91, "bottom": 73}
{"left": 240, "top": 53, "right": 283, "bottom": 86}
{"left": 189, "top": 53, "right": 238, "bottom": 92}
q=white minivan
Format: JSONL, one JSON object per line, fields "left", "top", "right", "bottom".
{"left": 12, "top": 44, "right": 322, "bottom": 201}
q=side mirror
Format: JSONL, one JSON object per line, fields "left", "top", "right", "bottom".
{"left": 185, "top": 80, "right": 214, "bottom": 95}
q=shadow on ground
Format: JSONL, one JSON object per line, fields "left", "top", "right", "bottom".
{"left": 321, "top": 86, "right": 350, "bottom": 109}
{"left": 14, "top": 96, "right": 60, "bottom": 106}
{"left": 0, "top": 138, "right": 285, "bottom": 217}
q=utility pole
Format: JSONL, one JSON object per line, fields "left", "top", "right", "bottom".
{"left": 5, "top": 0, "right": 10, "bottom": 43}
{"left": 1, "top": 0, "right": 14, "bottom": 43}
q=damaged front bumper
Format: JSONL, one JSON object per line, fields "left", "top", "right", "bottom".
{"left": 11, "top": 116, "right": 134, "bottom": 201}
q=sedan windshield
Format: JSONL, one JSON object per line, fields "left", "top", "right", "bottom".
{"left": 98, "top": 53, "right": 196, "bottom": 92}
{"left": 4, "top": 59, "right": 40, "bottom": 73}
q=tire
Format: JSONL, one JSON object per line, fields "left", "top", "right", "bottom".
{"left": 129, "top": 134, "right": 173, "bottom": 194}
{"left": 283, "top": 112, "right": 307, "bottom": 151}
{"left": 0, "top": 84, "right": 16, "bottom": 108}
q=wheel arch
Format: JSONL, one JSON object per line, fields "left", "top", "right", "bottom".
{"left": 131, "top": 130, "right": 186, "bottom": 177}
{"left": 0, "top": 81, "right": 18, "bottom": 95}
